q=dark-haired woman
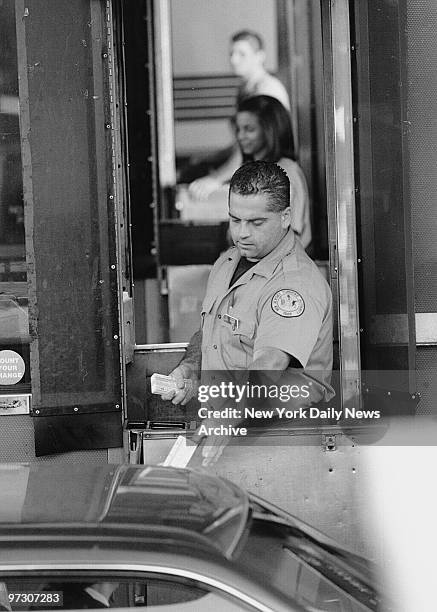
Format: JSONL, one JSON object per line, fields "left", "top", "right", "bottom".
{"left": 236, "top": 95, "right": 311, "bottom": 248}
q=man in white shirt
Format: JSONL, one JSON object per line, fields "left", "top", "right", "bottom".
{"left": 189, "top": 30, "right": 290, "bottom": 200}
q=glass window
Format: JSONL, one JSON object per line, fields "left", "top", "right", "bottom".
{"left": 0, "top": 0, "right": 30, "bottom": 406}
{"left": 1, "top": 577, "right": 258, "bottom": 611}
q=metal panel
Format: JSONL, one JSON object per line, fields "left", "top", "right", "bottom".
{"left": 407, "top": 1, "right": 437, "bottom": 412}
{"left": 153, "top": 0, "right": 176, "bottom": 189}
{"left": 416, "top": 314, "right": 437, "bottom": 346}
{"left": 407, "top": 2, "right": 437, "bottom": 314}
{"left": 369, "top": 313, "right": 437, "bottom": 346}
{"left": 351, "top": 0, "right": 416, "bottom": 388}
{"left": 416, "top": 348, "right": 437, "bottom": 415}
{"left": 0, "top": 415, "right": 107, "bottom": 463}
{"left": 201, "top": 440, "right": 376, "bottom": 561}
{"left": 323, "top": 0, "right": 361, "bottom": 410}
{"left": 15, "top": 0, "right": 123, "bottom": 453}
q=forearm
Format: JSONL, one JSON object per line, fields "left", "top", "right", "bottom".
{"left": 211, "top": 146, "right": 242, "bottom": 183}
{"left": 179, "top": 330, "right": 202, "bottom": 375}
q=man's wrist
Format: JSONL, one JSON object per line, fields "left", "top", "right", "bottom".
{"left": 178, "top": 359, "right": 200, "bottom": 378}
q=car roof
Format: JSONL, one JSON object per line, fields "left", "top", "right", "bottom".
{"left": 0, "top": 464, "right": 249, "bottom": 558}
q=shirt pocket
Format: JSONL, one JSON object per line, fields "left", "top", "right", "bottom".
{"left": 231, "top": 316, "right": 255, "bottom": 340}
{"left": 221, "top": 314, "right": 256, "bottom": 369}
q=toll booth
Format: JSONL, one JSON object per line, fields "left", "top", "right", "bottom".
{"left": 0, "top": 0, "right": 436, "bottom": 559}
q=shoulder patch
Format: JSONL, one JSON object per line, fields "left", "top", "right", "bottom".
{"left": 271, "top": 289, "right": 305, "bottom": 318}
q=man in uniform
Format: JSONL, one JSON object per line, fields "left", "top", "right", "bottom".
{"left": 165, "top": 161, "right": 333, "bottom": 459}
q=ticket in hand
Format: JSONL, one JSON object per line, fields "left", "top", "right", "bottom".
{"left": 151, "top": 373, "right": 192, "bottom": 395}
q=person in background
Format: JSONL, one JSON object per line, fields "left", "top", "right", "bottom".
{"left": 231, "top": 30, "right": 290, "bottom": 110}
{"left": 188, "top": 30, "right": 290, "bottom": 199}
{"left": 235, "top": 95, "right": 311, "bottom": 249}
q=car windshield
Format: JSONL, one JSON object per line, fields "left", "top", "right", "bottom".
{"left": 236, "top": 495, "right": 380, "bottom": 612}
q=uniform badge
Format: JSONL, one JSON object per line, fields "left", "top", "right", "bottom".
{"left": 271, "top": 289, "right": 305, "bottom": 318}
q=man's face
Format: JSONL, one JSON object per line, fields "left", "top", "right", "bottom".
{"left": 230, "top": 40, "right": 265, "bottom": 78}
{"left": 228, "top": 192, "right": 291, "bottom": 261}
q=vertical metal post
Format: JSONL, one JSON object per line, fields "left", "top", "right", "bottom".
{"left": 152, "top": 0, "right": 176, "bottom": 189}
{"left": 324, "top": 0, "right": 361, "bottom": 410}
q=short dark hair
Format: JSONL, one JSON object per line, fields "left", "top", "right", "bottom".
{"left": 237, "top": 95, "right": 296, "bottom": 162}
{"left": 231, "top": 30, "right": 264, "bottom": 52}
{"left": 229, "top": 161, "right": 290, "bottom": 212}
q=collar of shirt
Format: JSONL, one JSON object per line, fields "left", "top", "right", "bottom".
{"left": 84, "top": 587, "right": 110, "bottom": 608}
{"left": 227, "top": 229, "right": 296, "bottom": 283}
{"left": 241, "top": 67, "right": 268, "bottom": 96}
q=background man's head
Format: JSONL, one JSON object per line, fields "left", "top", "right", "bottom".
{"left": 230, "top": 30, "right": 266, "bottom": 78}
{"left": 228, "top": 161, "right": 291, "bottom": 261}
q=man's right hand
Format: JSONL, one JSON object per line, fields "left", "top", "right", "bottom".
{"left": 160, "top": 363, "right": 198, "bottom": 406}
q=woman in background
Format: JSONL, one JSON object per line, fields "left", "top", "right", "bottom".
{"left": 235, "top": 95, "right": 312, "bottom": 249}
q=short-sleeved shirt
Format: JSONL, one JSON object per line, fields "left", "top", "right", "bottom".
{"left": 237, "top": 72, "right": 290, "bottom": 111}
{"left": 200, "top": 230, "right": 333, "bottom": 401}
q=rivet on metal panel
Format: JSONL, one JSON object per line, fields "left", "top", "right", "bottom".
{"left": 387, "top": 391, "right": 391, "bottom": 396}
{"left": 109, "top": 195, "right": 114, "bottom": 200}
{"left": 114, "top": 335, "right": 119, "bottom": 340}
{"left": 105, "top": 124, "right": 112, "bottom": 129}
{"left": 74, "top": 407, "right": 79, "bottom": 412}
{"left": 115, "top": 404, "right": 120, "bottom": 409}
{"left": 35, "top": 410, "right": 40, "bottom": 415}
{"left": 102, "top": 53, "right": 108, "bottom": 59}
{"left": 323, "top": 434, "right": 337, "bottom": 451}
{"left": 111, "top": 265, "right": 116, "bottom": 270}
{"left": 99, "top": 279, "right": 104, "bottom": 284}
{"left": 357, "top": 258, "right": 361, "bottom": 263}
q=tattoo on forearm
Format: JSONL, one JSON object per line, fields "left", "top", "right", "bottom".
{"left": 181, "top": 330, "right": 202, "bottom": 374}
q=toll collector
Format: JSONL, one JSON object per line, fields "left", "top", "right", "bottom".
{"left": 200, "top": 211, "right": 332, "bottom": 392}
{"left": 162, "top": 161, "right": 334, "bottom": 460}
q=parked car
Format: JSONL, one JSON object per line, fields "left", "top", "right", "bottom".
{"left": 0, "top": 463, "right": 382, "bottom": 611}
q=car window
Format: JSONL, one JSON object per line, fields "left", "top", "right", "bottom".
{"left": 0, "top": 578, "right": 258, "bottom": 612}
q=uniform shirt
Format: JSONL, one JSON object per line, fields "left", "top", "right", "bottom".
{"left": 201, "top": 230, "right": 333, "bottom": 400}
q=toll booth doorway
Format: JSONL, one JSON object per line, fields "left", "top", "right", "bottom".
{"left": 122, "top": 0, "right": 330, "bottom": 347}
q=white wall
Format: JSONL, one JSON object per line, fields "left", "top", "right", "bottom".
{"left": 170, "top": 0, "right": 277, "bottom": 76}
{"left": 170, "top": 0, "right": 278, "bottom": 154}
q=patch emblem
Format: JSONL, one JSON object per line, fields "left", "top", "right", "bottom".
{"left": 271, "top": 289, "right": 305, "bottom": 318}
